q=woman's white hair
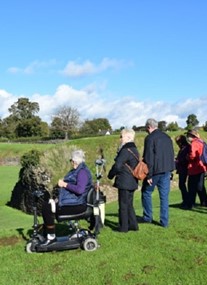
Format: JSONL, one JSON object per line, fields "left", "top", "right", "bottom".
{"left": 121, "top": 128, "right": 135, "bottom": 142}
{"left": 71, "top": 149, "right": 85, "bottom": 164}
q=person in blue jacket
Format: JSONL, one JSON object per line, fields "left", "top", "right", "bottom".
{"left": 41, "top": 149, "right": 92, "bottom": 246}
{"left": 108, "top": 128, "right": 139, "bottom": 233}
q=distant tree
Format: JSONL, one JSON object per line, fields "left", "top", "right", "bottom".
{"left": 40, "top": 121, "right": 50, "bottom": 137}
{"left": 132, "top": 125, "right": 146, "bottom": 132}
{"left": 167, "top": 121, "right": 179, "bottom": 131}
{"left": 50, "top": 117, "right": 65, "bottom": 139}
{"left": 9, "top": 97, "right": 39, "bottom": 120}
{"left": 186, "top": 114, "right": 199, "bottom": 130}
{"left": 51, "top": 106, "right": 80, "bottom": 140}
{"left": 15, "top": 117, "right": 49, "bottom": 137}
{"left": 79, "top": 120, "right": 93, "bottom": 135}
{"left": 2, "top": 98, "right": 48, "bottom": 138}
{"left": 0, "top": 118, "right": 3, "bottom": 137}
{"left": 158, "top": 121, "right": 167, "bottom": 131}
{"left": 203, "top": 122, "right": 207, "bottom": 132}
{"left": 80, "top": 118, "right": 112, "bottom": 135}
{"left": 0, "top": 116, "right": 17, "bottom": 138}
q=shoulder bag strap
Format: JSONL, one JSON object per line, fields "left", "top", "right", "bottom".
{"left": 125, "top": 148, "right": 139, "bottom": 174}
{"left": 127, "top": 148, "right": 139, "bottom": 161}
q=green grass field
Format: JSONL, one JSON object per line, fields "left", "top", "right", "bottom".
{"left": 1, "top": 134, "right": 207, "bottom": 284}
{"left": 0, "top": 165, "right": 20, "bottom": 206}
{"left": 1, "top": 164, "right": 207, "bottom": 285}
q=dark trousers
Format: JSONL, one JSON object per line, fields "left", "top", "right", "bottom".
{"left": 188, "top": 172, "right": 207, "bottom": 207}
{"left": 42, "top": 201, "right": 86, "bottom": 227}
{"left": 178, "top": 172, "right": 189, "bottom": 206}
{"left": 118, "top": 189, "right": 138, "bottom": 232}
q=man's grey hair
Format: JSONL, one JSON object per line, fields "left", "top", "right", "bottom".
{"left": 71, "top": 149, "right": 85, "bottom": 164}
{"left": 145, "top": 118, "right": 158, "bottom": 129}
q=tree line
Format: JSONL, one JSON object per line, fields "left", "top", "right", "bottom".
{"left": 0, "top": 98, "right": 206, "bottom": 140}
{"left": 0, "top": 98, "right": 112, "bottom": 140}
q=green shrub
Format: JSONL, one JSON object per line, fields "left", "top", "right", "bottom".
{"left": 20, "top": 149, "right": 41, "bottom": 168}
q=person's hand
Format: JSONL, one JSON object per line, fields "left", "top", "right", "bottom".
{"left": 147, "top": 178, "right": 153, "bottom": 186}
{"left": 58, "top": 179, "right": 67, "bottom": 188}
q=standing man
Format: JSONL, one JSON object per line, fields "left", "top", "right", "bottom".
{"left": 141, "top": 118, "right": 175, "bottom": 227}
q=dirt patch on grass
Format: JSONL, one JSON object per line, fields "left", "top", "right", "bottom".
{"left": 0, "top": 236, "right": 21, "bottom": 246}
{"left": 101, "top": 184, "right": 118, "bottom": 203}
{"left": 101, "top": 180, "right": 178, "bottom": 204}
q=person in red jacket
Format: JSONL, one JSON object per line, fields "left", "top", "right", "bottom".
{"left": 186, "top": 129, "right": 207, "bottom": 208}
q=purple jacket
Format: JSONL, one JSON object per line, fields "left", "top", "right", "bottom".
{"left": 58, "top": 162, "right": 92, "bottom": 206}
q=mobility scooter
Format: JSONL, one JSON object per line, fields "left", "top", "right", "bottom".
{"left": 26, "top": 158, "right": 106, "bottom": 253}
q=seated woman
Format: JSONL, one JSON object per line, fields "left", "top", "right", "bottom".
{"left": 41, "top": 149, "right": 93, "bottom": 246}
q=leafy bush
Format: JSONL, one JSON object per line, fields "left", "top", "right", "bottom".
{"left": 20, "top": 149, "right": 41, "bottom": 168}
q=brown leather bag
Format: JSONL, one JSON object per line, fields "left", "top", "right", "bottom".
{"left": 125, "top": 148, "right": 149, "bottom": 180}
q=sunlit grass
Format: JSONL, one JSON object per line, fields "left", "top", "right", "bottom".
{"left": 1, "top": 165, "right": 207, "bottom": 284}
{"left": 1, "top": 134, "right": 207, "bottom": 284}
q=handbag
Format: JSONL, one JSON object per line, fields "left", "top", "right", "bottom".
{"left": 125, "top": 148, "right": 149, "bottom": 180}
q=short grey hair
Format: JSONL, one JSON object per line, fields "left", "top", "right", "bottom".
{"left": 71, "top": 149, "right": 85, "bottom": 164}
{"left": 145, "top": 118, "right": 158, "bottom": 129}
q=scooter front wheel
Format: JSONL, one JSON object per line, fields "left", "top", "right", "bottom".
{"left": 26, "top": 241, "right": 36, "bottom": 253}
{"left": 82, "top": 238, "right": 98, "bottom": 251}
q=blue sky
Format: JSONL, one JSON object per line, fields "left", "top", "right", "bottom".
{"left": 0, "top": 0, "right": 207, "bottom": 129}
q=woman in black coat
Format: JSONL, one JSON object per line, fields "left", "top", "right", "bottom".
{"left": 108, "top": 128, "right": 139, "bottom": 232}
{"left": 175, "top": 135, "right": 190, "bottom": 208}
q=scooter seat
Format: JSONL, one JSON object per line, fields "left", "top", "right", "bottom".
{"left": 57, "top": 209, "right": 92, "bottom": 222}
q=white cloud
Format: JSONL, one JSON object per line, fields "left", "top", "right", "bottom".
{"left": 61, "top": 58, "right": 130, "bottom": 77}
{"left": 7, "top": 59, "right": 57, "bottom": 75}
{"left": 0, "top": 89, "right": 18, "bottom": 118}
{"left": 1, "top": 85, "right": 207, "bottom": 130}
{"left": 7, "top": 57, "right": 130, "bottom": 79}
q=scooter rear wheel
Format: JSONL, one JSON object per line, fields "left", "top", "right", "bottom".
{"left": 82, "top": 238, "right": 98, "bottom": 251}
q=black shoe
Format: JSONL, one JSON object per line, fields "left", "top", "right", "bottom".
{"left": 137, "top": 216, "right": 152, "bottom": 223}
{"left": 39, "top": 238, "right": 57, "bottom": 247}
{"left": 128, "top": 228, "right": 139, "bottom": 231}
{"left": 180, "top": 204, "right": 191, "bottom": 210}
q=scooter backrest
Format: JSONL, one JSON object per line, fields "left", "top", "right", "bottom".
{"left": 86, "top": 186, "right": 95, "bottom": 205}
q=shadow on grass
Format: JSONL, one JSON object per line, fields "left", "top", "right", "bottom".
{"left": 19, "top": 223, "right": 70, "bottom": 242}
{"left": 136, "top": 215, "right": 162, "bottom": 227}
{"left": 104, "top": 213, "right": 162, "bottom": 230}
{"left": 169, "top": 202, "right": 187, "bottom": 209}
{"left": 169, "top": 202, "right": 207, "bottom": 214}
{"left": 16, "top": 228, "right": 29, "bottom": 241}
{"left": 104, "top": 212, "right": 119, "bottom": 231}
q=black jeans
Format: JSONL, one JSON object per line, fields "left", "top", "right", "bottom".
{"left": 188, "top": 172, "right": 207, "bottom": 207}
{"left": 42, "top": 200, "right": 86, "bottom": 226}
{"left": 178, "top": 172, "right": 189, "bottom": 206}
{"left": 118, "top": 189, "right": 138, "bottom": 232}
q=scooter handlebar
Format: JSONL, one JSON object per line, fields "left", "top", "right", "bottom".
{"left": 95, "top": 159, "right": 105, "bottom": 166}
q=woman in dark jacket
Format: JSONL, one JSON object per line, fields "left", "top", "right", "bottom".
{"left": 175, "top": 135, "right": 190, "bottom": 208}
{"left": 108, "top": 128, "right": 139, "bottom": 232}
